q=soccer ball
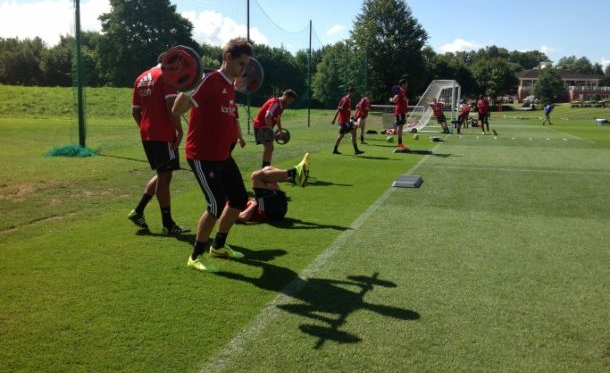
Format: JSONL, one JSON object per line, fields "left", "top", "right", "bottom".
{"left": 386, "top": 136, "right": 395, "bottom": 143}
{"left": 412, "top": 134, "right": 419, "bottom": 140}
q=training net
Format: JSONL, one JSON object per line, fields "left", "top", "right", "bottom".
{"left": 405, "top": 80, "right": 461, "bottom": 133}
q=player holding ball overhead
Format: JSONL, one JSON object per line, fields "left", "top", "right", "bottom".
{"left": 172, "top": 37, "right": 255, "bottom": 272}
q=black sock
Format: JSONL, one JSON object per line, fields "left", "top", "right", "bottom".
{"left": 398, "top": 138, "right": 403, "bottom": 144}
{"left": 353, "top": 143, "right": 359, "bottom": 152}
{"left": 191, "top": 240, "right": 210, "bottom": 260}
{"left": 134, "top": 193, "right": 153, "bottom": 214}
{"left": 160, "top": 206, "right": 173, "bottom": 227}
{"left": 333, "top": 145, "right": 338, "bottom": 152}
{"left": 212, "top": 232, "right": 228, "bottom": 249}
{"left": 287, "top": 167, "right": 296, "bottom": 183}
{"left": 261, "top": 161, "right": 271, "bottom": 168}
{"left": 360, "top": 135, "right": 364, "bottom": 142}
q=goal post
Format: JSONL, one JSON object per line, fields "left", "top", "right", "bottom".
{"left": 405, "top": 80, "right": 461, "bottom": 133}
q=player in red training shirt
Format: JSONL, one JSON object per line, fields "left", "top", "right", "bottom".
{"left": 236, "top": 153, "right": 310, "bottom": 223}
{"left": 477, "top": 94, "right": 490, "bottom": 134}
{"left": 430, "top": 98, "right": 450, "bottom": 134}
{"left": 331, "top": 87, "right": 364, "bottom": 155}
{"left": 354, "top": 91, "right": 372, "bottom": 144}
{"left": 253, "top": 89, "right": 297, "bottom": 168}
{"left": 391, "top": 78, "right": 409, "bottom": 150}
{"left": 456, "top": 101, "right": 470, "bottom": 134}
{"left": 129, "top": 52, "right": 189, "bottom": 235}
{"left": 173, "top": 37, "right": 256, "bottom": 272}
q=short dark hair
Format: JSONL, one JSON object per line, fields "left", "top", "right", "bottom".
{"left": 283, "top": 89, "right": 297, "bottom": 99}
{"left": 347, "top": 86, "right": 355, "bottom": 93}
{"left": 399, "top": 78, "right": 407, "bottom": 85}
{"left": 157, "top": 52, "right": 166, "bottom": 64}
{"left": 223, "top": 37, "right": 253, "bottom": 59}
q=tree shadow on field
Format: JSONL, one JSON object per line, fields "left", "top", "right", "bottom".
{"left": 268, "top": 217, "right": 351, "bottom": 231}
{"left": 217, "top": 256, "right": 420, "bottom": 349}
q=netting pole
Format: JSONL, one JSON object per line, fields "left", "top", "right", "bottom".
{"left": 246, "top": 0, "right": 251, "bottom": 134}
{"left": 307, "top": 20, "right": 312, "bottom": 128}
{"left": 74, "top": 0, "right": 86, "bottom": 147}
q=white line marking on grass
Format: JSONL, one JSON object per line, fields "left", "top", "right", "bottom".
{"left": 196, "top": 147, "right": 441, "bottom": 373}
{"left": 428, "top": 164, "right": 610, "bottom": 176}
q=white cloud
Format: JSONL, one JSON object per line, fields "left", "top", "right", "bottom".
{"left": 601, "top": 57, "right": 610, "bottom": 70}
{"left": 181, "top": 9, "right": 268, "bottom": 47}
{"left": 0, "top": 0, "right": 108, "bottom": 46}
{"left": 439, "top": 38, "right": 481, "bottom": 53}
{"left": 540, "top": 45, "right": 558, "bottom": 55}
{"left": 0, "top": 1, "right": 267, "bottom": 48}
{"left": 326, "top": 24, "right": 344, "bottom": 36}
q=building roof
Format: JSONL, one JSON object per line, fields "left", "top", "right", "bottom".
{"left": 516, "top": 69, "right": 602, "bottom": 80}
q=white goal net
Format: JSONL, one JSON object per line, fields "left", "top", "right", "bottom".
{"left": 368, "top": 80, "right": 461, "bottom": 133}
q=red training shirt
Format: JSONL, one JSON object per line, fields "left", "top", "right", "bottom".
{"left": 477, "top": 98, "right": 489, "bottom": 114}
{"left": 131, "top": 65, "right": 178, "bottom": 141}
{"left": 253, "top": 97, "right": 284, "bottom": 129}
{"left": 337, "top": 95, "right": 352, "bottom": 124}
{"left": 186, "top": 70, "right": 238, "bottom": 161}
{"left": 431, "top": 101, "right": 444, "bottom": 117}
{"left": 394, "top": 87, "right": 408, "bottom": 115}
{"left": 356, "top": 97, "right": 371, "bottom": 117}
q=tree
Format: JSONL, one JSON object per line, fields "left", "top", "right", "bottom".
{"left": 508, "top": 50, "right": 549, "bottom": 70}
{"left": 351, "top": 0, "right": 428, "bottom": 101}
{"left": 0, "top": 37, "right": 45, "bottom": 85}
{"left": 471, "top": 57, "right": 519, "bottom": 97}
{"left": 40, "top": 36, "right": 73, "bottom": 86}
{"left": 97, "top": 0, "right": 199, "bottom": 86}
{"left": 556, "top": 55, "right": 601, "bottom": 75}
{"left": 312, "top": 44, "right": 345, "bottom": 107}
{"left": 532, "top": 67, "right": 564, "bottom": 104}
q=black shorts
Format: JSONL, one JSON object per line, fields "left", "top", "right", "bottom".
{"left": 254, "top": 188, "right": 287, "bottom": 221}
{"left": 395, "top": 114, "right": 406, "bottom": 126}
{"left": 188, "top": 157, "right": 248, "bottom": 218}
{"left": 339, "top": 121, "right": 355, "bottom": 134}
{"left": 478, "top": 113, "right": 488, "bottom": 123}
{"left": 142, "top": 141, "right": 179, "bottom": 172}
{"left": 435, "top": 114, "right": 446, "bottom": 124}
{"left": 254, "top": 127, "right": 274, "bottom": 145}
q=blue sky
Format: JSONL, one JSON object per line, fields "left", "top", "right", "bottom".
{"left": 1, "top": 0, "right": 609, "bottom": 68}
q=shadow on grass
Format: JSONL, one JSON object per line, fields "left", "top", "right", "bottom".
{"left": 306, "top": 177, "right": 353, "bottom": 187}
{"left": 217, "top": 256, "right": 420, "bottom": 349}
{"left": 268, "top": 217, "right": 351, "bottom": 231}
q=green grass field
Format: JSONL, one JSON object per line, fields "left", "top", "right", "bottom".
{"left": 1, "top": 86, "right": 609, "bottom": 373}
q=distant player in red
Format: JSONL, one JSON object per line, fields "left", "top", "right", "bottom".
{"left": 129, "top": 52, "right": 189, "bottom": 235}
{"left": 354, "top": 91, "right": 372, "bottom": 144}
{"left": 253, "top": 89, "right": 297, "bottom": 168}
{"left": 477, "top": 94, "right": 490, "bottom": 134}
{"left": 456, "top": 101, "right": 470, "bottom": 134}
{"left": 430, "top": 98, "right": 450, "bottom": 133}
{"left": 391, "top": 78, "right": 409, "bottom": 150}
{"left": 173, "top": 37, "right": 253, "bottom": 272}
{"left": 331, "top": 87, "right": 364, "bottom": 155}
{"left": 236, "top": 153, "right": 310, "bottom": 223}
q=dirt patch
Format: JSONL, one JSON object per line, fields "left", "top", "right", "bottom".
{"left": 0, "top": 180, "right": 80, "bottom": 201}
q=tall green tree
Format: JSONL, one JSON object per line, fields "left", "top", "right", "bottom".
{"left": 556, "top": 55, "right": 601, "bottom": 75}
{"left": 312, "top": 44, "right": 345, "bottom": 107}
{"left": 97, "top": 0, "right": 198, "bottom": 86}
{"left": 508, "top": 50, "right": 549, "bottom": 70}
{"left": 532, "top": 67, "right": 564, "bottom": 104}
{"left": 350, "top": 0, "right": 428, "bottom": 101}
{"left": 471, "top": 57, "right": 519, "bottom": 97}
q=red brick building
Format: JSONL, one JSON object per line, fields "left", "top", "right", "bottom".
{"left": 516, "top": 68, "right": 609, "bottom": 102}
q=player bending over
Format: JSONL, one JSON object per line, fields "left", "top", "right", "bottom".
{"left": 253, "top": 89, "right": 297, "bottom": 168}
